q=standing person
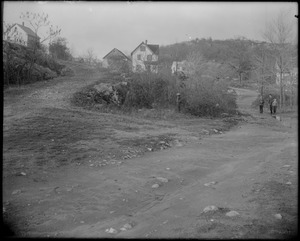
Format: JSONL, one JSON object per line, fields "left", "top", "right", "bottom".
{"left": 272, "top": 98, "right": 278, "bottom": 114}
{"left": 259, "top": 96, "right": 264, "bottom": 113}
{"left": 268, "top": 94, "right": 273, "bottom": 114}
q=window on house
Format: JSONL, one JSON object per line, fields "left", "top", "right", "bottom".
{"left": 147, "top": 55, "right": 152, "bottom": 61}
{"left": 137, "top": 54, "right": 141, "bottom": 60}
{"left": 140, "top": 46, "right": 146, "bottom": 51}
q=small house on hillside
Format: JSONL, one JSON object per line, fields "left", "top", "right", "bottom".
{"left": 131, "top": 40, "right": 159, "bottom": 73}
{"left": 4, "top": 22, "right": 40, "bottom": 48}
{"left": 171, "top": 61, "right": 188, "bottom": 74}
{"left": 275, "top": 63, "right": 298, "bottom": 86}
{"left": 102, "top": 48, "right": 131, "bottom": 72}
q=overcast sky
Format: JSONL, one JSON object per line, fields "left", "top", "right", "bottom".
{"left": 3, "top": 1, "right": 298, "bottom": 59}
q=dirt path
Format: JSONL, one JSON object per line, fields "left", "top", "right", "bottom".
{"left": 3, "top": 65, "right": 297, "bottom": 238}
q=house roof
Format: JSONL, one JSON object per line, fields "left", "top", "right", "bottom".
{"left": 131, "top": 42, "right": 159, "bottom": 56}
{"left": 13, "top": 23, "right": 40, "bottom": 39}
{"left": 103, "top": 48, "right": 131, "bottom": 61}
{"left": 147, "top": 44, "right": 159, "bottom": 55}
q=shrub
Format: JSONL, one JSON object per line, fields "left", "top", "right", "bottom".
{"left": 181, "top": 76, "right": 237, "bottom": 117}
{"left": 123, "top": 72, "right": 179, "bottom": 109}
{"left": 3, "top": 41, "right": 66, "bottom": 87}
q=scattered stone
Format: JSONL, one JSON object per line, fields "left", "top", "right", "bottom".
{"left": 105, "top": 228, "right": 118, "bottom": 234}
{"left": 109, "top": 211, "right": 115, "bottom": 214}
{"left": 120, "top": 223, "right": 133, "bottom": 231}
{"left": 147, "top": 148, "right": 153, "bottom": 151}
{"left": 151, "top": 184, "right": 159, "bottom": 189}
{"left": 203, "top": 205, "right": 218, "bottom": 213}
{"left": 226, "top": 210, "right": 240, "bottom": 217}
{"left": 156, "top": 177, "right": 168, "bottom": 183}
{"left": 16, "top": 172, "right": 27, "bottom": 176}
{"left": 204, "top": 181, "right": 217, "bottom": 187}
{"left": 173, "top": 140, "right": 183, "bottom": 147}
{"left": 202, "top": 130, "right": 210, "bottom": 135}
{"left": 274, "top": 213, "right": 282, "bottom": 219}
{"left": 80, "top": 221, "right": 85, "bottom": 224}
{"left": 282, "top": 165, "right": 291, "bottom": 168}
{"left": 89, "top": 164, "right": 94, "bottom": 167}
{"left": 12, "top": 189, "right": 22, "bottom": 195}
{"left": 213, "top": 129, "right": 218, "bottom": 133}
{"left": 286, "top": 182, "right": 292, "bottom": 185}
{"left": 166, "top": 167, "right": 170, "bottom": 170}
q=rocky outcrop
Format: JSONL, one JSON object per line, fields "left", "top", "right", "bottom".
{"left": 93, "top": 82, "right": 129, "bottom": 105}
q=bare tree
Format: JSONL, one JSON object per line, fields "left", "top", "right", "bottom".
{"left": 85, "top": 48, "right": 95, "bottom": 65}
{"left": 20, "top": 12, "right": 61, "bottom": 81}
{"left": 262, "top": 9, "right": 297, "bottom": 110}
{"left": 20, "top": 12, "right": 61, "bottom": 45}
{"left": 252, "top": 43, "right": 274, "bottom": 97}
{"left": 226, "top": 38, "right": 253, "bottom": 86}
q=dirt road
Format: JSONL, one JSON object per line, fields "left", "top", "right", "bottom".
{"left": 3, "top": 63, "right": 298, "bottom": 238}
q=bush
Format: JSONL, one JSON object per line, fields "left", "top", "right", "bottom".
{"left": 120, "top": 71, "right": 237, "bottom": 117}
{"left": 123, "top": 72, "right": 179, "bottom": 109}
{"left": 36, "top": 52, "right": 65, "bottom": 74}
{"left": 3, "top": 42, "right": 65, "bottom": 87}
{"left": 60, "top": 66, "right": 75, "bottom": 77}
{"left": 181, "top": 76, "right": 237, "bottom": 117}
{"left": 71, "top": 67, "right": 237, "bottom": 118}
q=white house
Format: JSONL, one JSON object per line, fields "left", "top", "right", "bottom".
{"left": 131, "top": 40, "right": 159, "bottom": 73}
{"left": 4, "top": 22, "right": 40, "bottom": 48}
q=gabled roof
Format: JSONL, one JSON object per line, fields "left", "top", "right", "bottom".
{"left": 147, "top": 44, "right": 159, "bottom": 55}
{"left": 103, "top": 48, "right": 131, "bottom": 61}
{"left": 12, "top": 23, "right": 40, "bottom": 39}
{"left": 131, "top": 42, "right": 159, "bottom": 56}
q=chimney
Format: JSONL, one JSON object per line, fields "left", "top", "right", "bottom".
{"left": 145, "top": 40, "right": 147, "bottom": 45}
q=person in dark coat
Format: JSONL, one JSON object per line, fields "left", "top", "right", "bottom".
{"left": 259, "top": 96, "right": 264, "bottom": 113}
{"left": 268, "top": 94, "right": 273, "bottom": 114}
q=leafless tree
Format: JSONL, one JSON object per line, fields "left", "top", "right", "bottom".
{"left": 85, "top": 48, "right": 95, "bottom": 65}
{"left": 262, "top": 8, "right": 297, "bottom": 110}
{"left": 252, "top": 43, "right": 274, "bottom": 97}
{"left": 20, "top": 12, "right": 61, "bottom": 81}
